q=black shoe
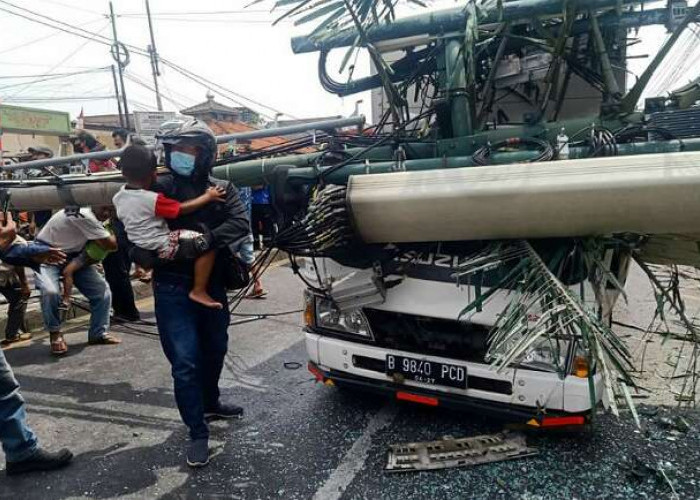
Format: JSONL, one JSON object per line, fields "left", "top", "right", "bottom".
{"left": 112, "top": 313, "right": 141, "bottom": 323}
{"left": 204, "top": 403, "right": 244, "bottom": 421}
{"left": 6, "top": 448, "right": 73, "bottom": 476}
{"left": 186, "top": 439, "right": 210, "bottom": 468}
{"left": 1, "top": 333, "right": 32, "bottom": 346}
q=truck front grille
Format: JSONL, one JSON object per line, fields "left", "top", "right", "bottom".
{"left": 363, "top": 309, "right": 490, "bottom": 363}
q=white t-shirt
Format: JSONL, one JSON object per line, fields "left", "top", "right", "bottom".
{"left": 37, "top": 208, "right": 110, "bottom": 253}
{"left": 112, "top": 186, "right": 181, "bottom": 251}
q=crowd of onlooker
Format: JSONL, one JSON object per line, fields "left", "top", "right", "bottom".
{"left": 1, "top": 127, "right": 274, "bottom": 353}
{"left": 1, "top": 121, "right": 276, "bottom": 473}
{"left": 1, "top": 130, "right": 136, "bottom": 352}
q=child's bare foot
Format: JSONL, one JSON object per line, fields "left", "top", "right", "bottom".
{"left": 189, "top": 290, "right": 223, "bottom": 309}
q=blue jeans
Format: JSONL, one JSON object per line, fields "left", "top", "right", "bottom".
{"left": 153, "top": 275, "right": 229, "bottom": 440}
{"left": 238, "top": 234, "right": 255, "bottom": 266}
{"left": 0, "top": 347, "right": 38, "bottom": 462}
{"left": 35, "top": 264, "right": 112, "bottom": 341}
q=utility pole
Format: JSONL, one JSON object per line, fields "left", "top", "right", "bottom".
{"left": 111, "top": 65, "right": 124, "bottom": 127}
{"left": 109, "top": 1, "right": 131, "bottom": 129}
{"left": 145, "top": 0, "right": 164, "bottom": 111}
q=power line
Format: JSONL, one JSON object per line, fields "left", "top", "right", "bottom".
{"left": 159, "top": 59, "right": 297, "bottom": 119}
{"left": 0, "top": 68, "right": 109, "bottom": 91}
{"left": 123, "top": 72, "right": 188, "bottom": 109}
{"left": 123, "top": 17, "right": 284, "bottom": 24}
{"left": 118, "top": 9, "right": 271, "bottom": 16}
{"left": 129, "top": 98, "right": 160, "bottom": 111}
{"left": 31, "top": 0, "right": 104, "bottom": 16}
{"left": 0, "top": 0, "right": 292, "bottom": 119}
{"left": 159, "top": 73, "right": 198, "bottom": 108}
{"left": 0, "top": 17, "right": 105, "bottom": 55}
{"left": 0, "top": 5, "right": 115, "bottom": 50}
{"left": 7, "top": 22, "right": 112, "bottom": 99}
{"left": 10, "top": 85, "right": 113, "bottom": 98}
{"left": 0, "top": 61, "right": 98, "bottom": 69}
{"left": 0, "top": 0, "right": 148, "bottom": 56}
{"left": 2, "top": 96, "right": 114, "bottom": 102}
{"left": 0, "top": 69, "right": 110, "bottom": 79}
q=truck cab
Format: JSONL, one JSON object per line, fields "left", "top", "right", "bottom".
{"left": 302, "top": 244, "right": 629, "bottom": 427}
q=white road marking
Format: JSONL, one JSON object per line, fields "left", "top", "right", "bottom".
{"left": 312, "top": 405, "right": 398, "bottom": 500}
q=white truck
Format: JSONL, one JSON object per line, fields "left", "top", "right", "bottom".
{"left": 301, "top": 245, "right": 630, "bottom": 428}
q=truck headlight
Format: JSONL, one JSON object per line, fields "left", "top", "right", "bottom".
{"left": 518, "top": 338, "right": 568, "bottom": 373}
{"left": 315, "top": 297, "right": 372, "bottom": 338}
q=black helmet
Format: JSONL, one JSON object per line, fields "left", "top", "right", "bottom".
{"left": 157, "top": 119, "right": 217, "bottom": 173}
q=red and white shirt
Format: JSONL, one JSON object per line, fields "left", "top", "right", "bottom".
{"left": 112, "top": 186, "right": 181, "bottom": 251}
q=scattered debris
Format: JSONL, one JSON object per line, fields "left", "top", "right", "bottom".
{"left": 624, "top": 457, "right": 680, "bottom": 498}
{"left": 656, "top": 415, "right": 692, "bottom": 433}
{"left": 673, "top": 416, "right": 692, "bottom": 433}
{"left": 638, "top": 407, "right": 659, "bottom": 417}
{"left": 385, "top": 431, "right": 537, "bottom": 472}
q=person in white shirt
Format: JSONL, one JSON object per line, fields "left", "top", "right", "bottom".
{"left": 35, "top": 207, "right": 120, "bottom": 355}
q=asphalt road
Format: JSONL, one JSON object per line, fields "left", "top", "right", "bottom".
{"left": 0, "top": 264, "right": 698, "bottom": 500}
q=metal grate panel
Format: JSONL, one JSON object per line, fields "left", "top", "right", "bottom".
{"left": 386, "top": 431, "right": 537, "bottom": 472}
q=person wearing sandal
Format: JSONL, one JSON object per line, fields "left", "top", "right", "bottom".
{"left": 34, "top": 207, "right": 121, "bottom": 356}
{"left": 236, "top": 186, "right": 266, "bottom": 300}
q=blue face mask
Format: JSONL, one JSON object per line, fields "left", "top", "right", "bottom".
{"left": 170, "top": 151, "right": 196, "bottom": 177}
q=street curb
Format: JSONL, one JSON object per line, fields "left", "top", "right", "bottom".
{"left": 0, "top": 280, "right": 153, "bottom": 335}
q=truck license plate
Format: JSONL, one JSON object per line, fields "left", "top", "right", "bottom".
{"left": 386, "top": 355, "right": 467, "bottom": 389}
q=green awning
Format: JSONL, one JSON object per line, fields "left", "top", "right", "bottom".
{"left": 0, "top": 104, "right": 71, "bottom": 136}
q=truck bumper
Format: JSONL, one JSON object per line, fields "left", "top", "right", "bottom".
{"left": 306, "top": 332, "right": 602, "bottom": 425}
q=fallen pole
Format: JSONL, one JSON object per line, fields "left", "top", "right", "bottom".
{"left": 291, "top": 0, "right": 658, "bottom": 54}
{"left": 214, "top": 116, "right": 364, "bottom": 144}
{"left": 1, "top": 115, "right": 365, "bottom": 172}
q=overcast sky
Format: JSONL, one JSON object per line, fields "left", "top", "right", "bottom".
{"left": 0, "top": 0, "right": 696, "bottom": 124}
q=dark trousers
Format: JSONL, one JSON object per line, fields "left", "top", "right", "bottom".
{"left": 251, "top": 204, "right": 274, "bottom": 250}
{"left": 153, "top": 276, "right": 229, "bottom": 440}
{"left": 103, "top": 219, "right": 139, "bottom": 320}
{"left": 0, "top": 284, "right": 27, "bottom": 340}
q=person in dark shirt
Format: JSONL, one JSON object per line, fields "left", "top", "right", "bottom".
{"left": 140, "top": 120, "right": 250, "bottom": 467}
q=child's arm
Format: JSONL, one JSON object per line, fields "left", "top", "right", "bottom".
{"left": 155, "top": 187, "right": 226, "bottom": 220}
{"left": 179, "top": 186, "right": 226, "bottom": 215}
{"left": 62, "top": 258, "right": 82, "bottom": 278}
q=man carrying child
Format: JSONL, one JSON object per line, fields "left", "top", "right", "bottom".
{"left": 121, "top": 121, "right": 250, "bottom": 467}
{"left": 113, "top": 146, "right": 227, "bottom": 309}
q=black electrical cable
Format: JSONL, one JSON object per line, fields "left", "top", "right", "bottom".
{"left": 471, "top": 137, "right": 554, "bottom": 166}
{"left": 318, "top": 135, "right": 396, "bottom": 181}
{"left": 614, "top": 124, "right": 681, "bottom": 144}
{"left": 113, "top": 321, "right": 160, "bottom": 337}
{"left": 227, "top": 247, "right": 279, "bottom": 321}
{"left": 288, "top": 254, "right": 327, "bottom": 295}
{"left": 229, "top": 309, "right": 303, "bottom": 318}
